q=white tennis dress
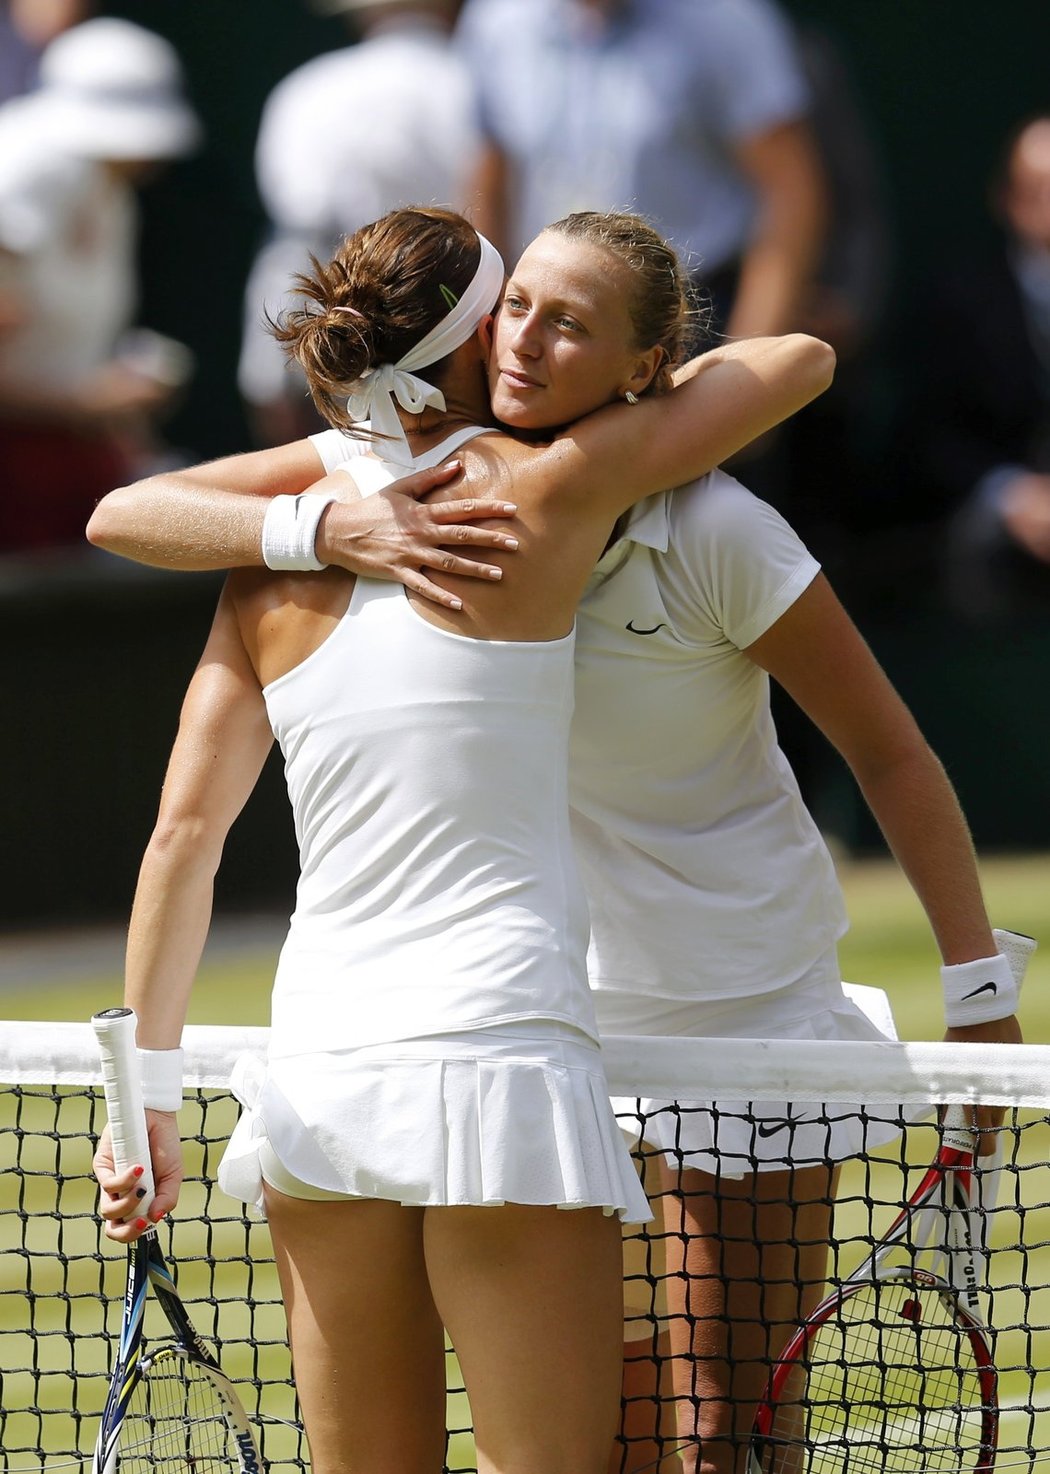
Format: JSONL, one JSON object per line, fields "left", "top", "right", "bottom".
{"left": 219, "top": 428, "right": 650, "bottom": 1222}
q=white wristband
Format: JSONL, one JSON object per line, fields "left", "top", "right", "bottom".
{"left": 261, "top": 492, "right": 337, "bottom": 571}
{"left": 941, "top": 952, "right": 1019, "bottom": 1027}
{"left": 138, "top": 1047, "right": 184, "bottom": 1112}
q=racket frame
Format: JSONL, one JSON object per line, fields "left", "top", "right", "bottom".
{"left": 751, "top": 1262, "right": 998, "bottom": 1472}
{"left": 749, "top": 1125, "right": 997, "bottom": 1472}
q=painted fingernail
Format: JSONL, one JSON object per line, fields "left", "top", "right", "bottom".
{"left": 135, "top": 1186, "right": 147, "bottom": 1199}
{"left": 488, "top": 568, "right": 502, "bottom": 580}
{"left": 503, "top": 537, "right": 519, "bottom": 549}
{"left": 149, "top": 1209, "right": 166, "bottom": 1224}
{"left": 135, "top": 1218, "right": 149, "bottom": 1231}
{"left": 449, "top": 598, "right": 463, "bottom": 610}
{"left": 502, "top": 503, "right": 517, "bottom": 512}
{"left": 132, "top": 1165, "right": 144, "bottom": 1179}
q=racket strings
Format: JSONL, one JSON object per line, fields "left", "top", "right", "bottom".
{"left": 763, "top": 1281, "right": 990, "bottom": 1472}
{"left": 117, "top": 1351, "right": 245, "bottom": 1473}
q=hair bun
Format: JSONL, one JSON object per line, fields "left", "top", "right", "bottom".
{"left": 270, "top": 205, "right": 481, "bottom": 434}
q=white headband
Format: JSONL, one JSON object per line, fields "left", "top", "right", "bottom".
{"left": 345, "top": 232, "right": 505, "bottom": 465}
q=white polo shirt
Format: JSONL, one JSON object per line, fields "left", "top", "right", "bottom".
{"left": 570, "top": 470, "right": 848, "bottom": 1003}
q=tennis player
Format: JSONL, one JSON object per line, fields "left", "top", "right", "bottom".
{"left": 91, "top": 207, "right": 835, "bottom": 1474}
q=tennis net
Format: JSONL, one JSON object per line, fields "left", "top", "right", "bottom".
{"left": 2, "top": 1021, "right": 1048, "bottom": 1473}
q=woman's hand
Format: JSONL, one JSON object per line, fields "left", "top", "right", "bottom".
{"left": 315, "top": 460, "right": 519, "bottom": 611}
{"left": 93, "top": 1111, "right": 185, "bottom": 1242}
{"left": 944, "top": 1014, "right": 1025, "bottom": 1154}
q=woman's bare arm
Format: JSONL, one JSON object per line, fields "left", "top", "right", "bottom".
{"left": 556, "top": 333, "right": 835, "bottom": 518}
{"left": 744, "top": 573, "right": 1023, "bottom": 1073}
{"left": 86, "top": 441, "right": 518, "bottom": 606}
{"left": 93, "top": 588, "right": 273, "bottom": 1240}
{"left": 123, "top": 588, "right": 274, "bottom": 1048}
{"left": 86, "top": 441, "right": 326, "bottom": 567}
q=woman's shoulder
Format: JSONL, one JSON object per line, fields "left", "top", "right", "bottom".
{"left": 227, "top": 567, "right": 354, "bottom": 690}
{"left": 667, "top": 468, "right": 781, "bottom": 536}
{"left": 456, "top": 429, "right": 564, "bottom": 495}
{"left": 663, "top": 470, "right": 814, "bottom": 579}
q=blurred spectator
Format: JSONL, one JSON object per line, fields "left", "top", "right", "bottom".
{"left": 238, "top": 0, "right": 476, "bottom": 445}
{"left": 0, "top": 17, "right": 200, "bottom": 554}
{"left": 908, "top": 114, "right": 1050, "bottom": 619}
{"left": 0, "top": 0, "right": 92, "bottom": 105}
{"left": 770, "top": 24, "right": 891, "bottom": 565}
{"left": 456, "top": 0, "right": 826, "bottom": 342}
{"left": 748, "top": 24, "right": 892, "bottom": 824}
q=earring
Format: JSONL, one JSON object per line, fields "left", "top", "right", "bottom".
{"left": 624, "top": 390, "right": 639, "bottom": 405}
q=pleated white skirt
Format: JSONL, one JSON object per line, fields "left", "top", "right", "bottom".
{"left": 218, "top": 1022, "right": 652, "bottom": 1224}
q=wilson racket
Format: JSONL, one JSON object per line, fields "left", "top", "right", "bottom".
{"left": 749, "top": 931, "right": 1035, "bottom": 1474}
{"left": 92, "top": 1007, "right": 264, "bottom": 1474}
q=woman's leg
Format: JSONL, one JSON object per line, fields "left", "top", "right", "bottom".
{"left": 425, "top": 1203, "right": 624, "bottom": 1474}
{"left": 659, "top": 1160, "right": 839, "bottom": 1474}
{"left": 264, "top": 1186, "right": 447, "bottom": 1474}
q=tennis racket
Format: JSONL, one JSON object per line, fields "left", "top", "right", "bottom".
{"left": 749, "top": 930, "right": 1035, "bottom": 1474}
{"left": 92, "top": 1007, "right": 264, "bottom": 1474}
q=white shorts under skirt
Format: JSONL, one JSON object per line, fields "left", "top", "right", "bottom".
{"left": 217, "top": 1022, "right": 652, "bottom": 1224}
{"left": 595, "top": 966, "right": 904, "bottom": 1179}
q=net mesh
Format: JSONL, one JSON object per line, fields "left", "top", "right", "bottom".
{"left": 2, "top": 1023, "right": 1048, "bottom": 1474}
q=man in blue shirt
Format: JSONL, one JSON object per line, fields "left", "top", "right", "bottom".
{"left": 457, "top": 0, "right": 826, "bottom": 340}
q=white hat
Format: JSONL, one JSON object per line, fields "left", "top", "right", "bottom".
{"left": 35, "top": 18, "right": 201, "bottom": 161}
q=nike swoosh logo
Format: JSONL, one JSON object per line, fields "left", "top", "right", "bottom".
{"left": 292, "top": 494, "right": 307, "bottom": 517}
{"left": 626, "top": 620, "right": 668, "bottom": 635}
{"left": 756, "top": 1115, "right": 810, "bottom": 1138}
{"left": 961, "top": 980, "right": 998, "bottom": 1000}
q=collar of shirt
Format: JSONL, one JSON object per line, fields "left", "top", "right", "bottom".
{"left": 588, "top": 490, "right": 671, "bottom": 590}
{"left": 618, "top": 490, "right": 671, "bottom": 552}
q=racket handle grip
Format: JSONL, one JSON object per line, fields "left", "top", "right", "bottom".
{"left": 92, "top": 1007, "right": 156, "bottom": 1213}
{"left": 992, "top": 928, "right": 1036, "bottom": 993}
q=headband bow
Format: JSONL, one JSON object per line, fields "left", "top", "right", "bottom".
{"left": 344, "top": 232, "right": 505, "bottom": 465}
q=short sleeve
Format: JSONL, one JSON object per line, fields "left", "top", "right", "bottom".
{"left": 668, "top": 472, "right": 819, "bottom": 649}
{"left": 696, "top": 0, "right": 810, "bottom": 144}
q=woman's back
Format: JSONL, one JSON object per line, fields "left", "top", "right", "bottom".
{"left": 229, "top": 431, "right": 596, "bottom": 1060}
{"left": 261, "top": 574, "right": 592, "bottom": 1055}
